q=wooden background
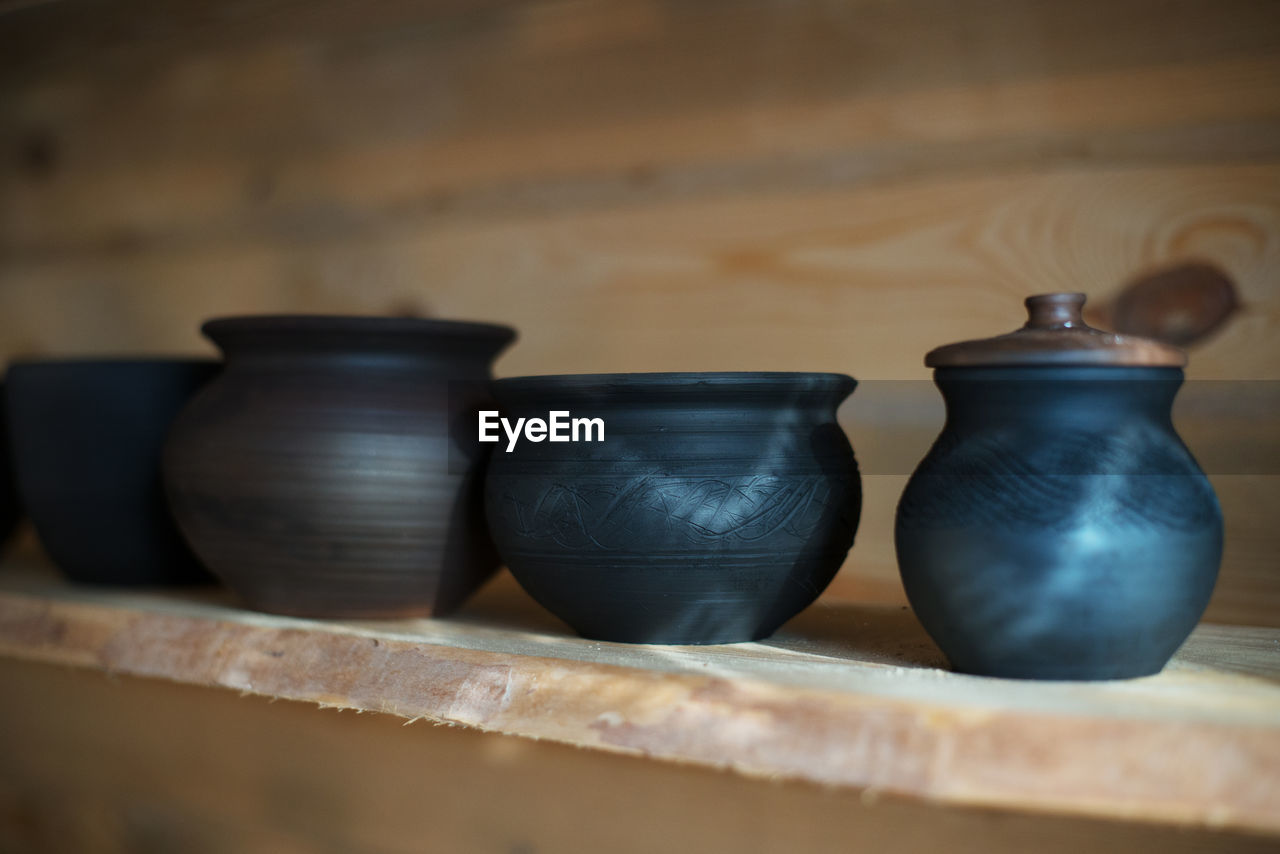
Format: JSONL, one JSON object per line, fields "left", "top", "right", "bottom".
{"left": 0, "top": 0, "right": 1277, "bottom": 624}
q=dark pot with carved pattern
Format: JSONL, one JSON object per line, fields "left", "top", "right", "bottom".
{"left": 163, "top": 316, "right": 515, "bottom": 617}
{"left": 895, "top": 293, "right": 1222, "bottom": 680}
{"left": 485, "top": 372, "right": 861, "bottom": 644}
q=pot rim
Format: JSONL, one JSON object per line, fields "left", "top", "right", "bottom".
{"left": 931, "top": 365, "right": 1184, "bottom": 379}
{"left": 7, "top": 357, "right": 218, "bottom": 371}
{"left": 495, "top": 371, "right": 856, "bottom": 396}
{"left": 201, "top": 314, "right": 516, "bottom": 343}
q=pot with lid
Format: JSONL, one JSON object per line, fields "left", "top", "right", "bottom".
{"left": 895, "top": 293, "right": 1222, "bottom": 680}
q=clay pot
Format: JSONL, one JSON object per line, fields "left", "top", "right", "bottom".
{"left": 162, "top": 316, "right": 515, "bottom": 617}
{"left": 895, "top": 294, "right": 1222, "bottom": 679}
{"left": 6, "top": 359, "right": 219, "bottom": 584}
{"left": 0, "top": 386, "right": 21, "bottom": 553}
{"left": 485, "top": 372, "right": 861, "bottom": 644}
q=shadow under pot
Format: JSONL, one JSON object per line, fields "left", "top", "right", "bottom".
{"left": 895, "top": 293, "right": 1222, "bottom": 680}
{"left": 485, "top": 372, "right": 862, "bottom": 644}
{"left": 6, "top": 359, "right": 219, "bottom": 585}
{"left": 162, "top": 315, "right": 515, "bottom": 618}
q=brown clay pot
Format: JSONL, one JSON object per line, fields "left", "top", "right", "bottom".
{"left": 162, "top": 315, "right": 515, "bottom": 617}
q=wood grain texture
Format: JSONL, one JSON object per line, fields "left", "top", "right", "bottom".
{"left": 5, "top": 661, "right": 1277, "bottom": 854}
{"left": 3, "top": 166, "right": 1277, "bottom": 378}
{"left": 1, "top": 561, "right": 1278, "bottom": 835}
{"left": 1, "top": 0, "right": 1279, "bottom": 253}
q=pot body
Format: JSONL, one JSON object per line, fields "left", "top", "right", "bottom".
{"left": 7, "top": 360, "right": 218, "bottom": 584}
{"left": 895, "top": 366, "right": 1222, "bottom": 679}
{"left": 0, "top": 386, "right": 21, "bottom": 553}
{"left": 162, "top": 317, "right": 513, "bottom": 617}
{"left": 486, "top": 373, "right": 861, "bottom": 644}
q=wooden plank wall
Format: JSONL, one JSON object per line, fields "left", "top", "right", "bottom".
{"left": 1, "top": 0, "right": 1277, "bottom": 621}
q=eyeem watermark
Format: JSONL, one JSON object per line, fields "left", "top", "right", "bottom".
{"left": 479, "top": 410, "right": 605, "bottom": 452}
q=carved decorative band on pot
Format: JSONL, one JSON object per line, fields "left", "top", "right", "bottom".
{"left": 895, "top": 293, "right": 1222, "bottom": 680}
{"left": 485, "top": 372, "right": 861, "bottom": 644}
{"left": 162, "top": 315, "right": 515, "bottom": 617}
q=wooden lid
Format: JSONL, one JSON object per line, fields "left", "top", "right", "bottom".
{"left": 925, "top": 293, "right": 1187, "bottom": 368}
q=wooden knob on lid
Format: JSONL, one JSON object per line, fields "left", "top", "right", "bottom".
{"left": 923, "top": 291, "right": 1187, "bottom": 367}
{"left": 1024, "top": 293, "right": 1086, "bottom": 329}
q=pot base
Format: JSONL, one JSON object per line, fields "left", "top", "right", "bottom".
{"left": 240, "top": 599, "right": 440, "bottom": 620}
{"left": 567, "top": 621, "right": 784, "bottom": 646}
{"left": 946, "top": 657, "right": 1167, "bottom": 681}
{"left": 505, "top": 554, "right": 843, "bottom": 645}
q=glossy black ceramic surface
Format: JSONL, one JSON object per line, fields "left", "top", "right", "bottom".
{"left": 895, "top": 366, "right": 1222, "bottom": 680}
{"left": 486, "top": 372, "right": 861, "bottom": 644}
{"left": 7, "top": 359, "right": 219, "bottom": 585}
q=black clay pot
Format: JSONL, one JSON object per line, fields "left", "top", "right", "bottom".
{"left": 895, "top": 295, "right": 1222, "bottom": 680}
{"left": 0, "top": 385, "right": 22, "bottom": 553}
{"left": 485, "top": 372, "right": 861, "bottom": 644}
{"left": 6, "top": 359, "right": 219, "bottom": 585}
{"left": 162, "top": 316, "right": 515, "bottom": 618}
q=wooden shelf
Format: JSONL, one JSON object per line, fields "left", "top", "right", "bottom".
{"left": 1, "top": 558, "right": 1278, "bottom": 836}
